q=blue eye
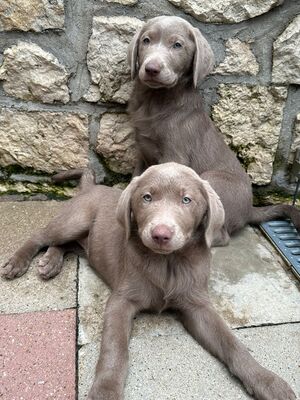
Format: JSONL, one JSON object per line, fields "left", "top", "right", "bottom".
{"left": 182, "top": 196, "right": 191, "bottom": 204}
{"left": 143, "top": 37, "right": 150, "bottom": 45}
{"left": 143, "top": 193, "right": 152, "bottom": 202}
{"left": 173, "top": 42, "right": 182, "bottom": 49}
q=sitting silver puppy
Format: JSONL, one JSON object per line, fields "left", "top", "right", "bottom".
{"left": 128, "top": 16, "right": 300, "bottom": 243}
{"left": 2, "top": 163, "right": 296, "bottom": 400}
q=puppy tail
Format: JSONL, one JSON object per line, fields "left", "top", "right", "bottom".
{"left": 249, "top": 204, "right": 300, "bottom": 230}
{"left": 52, "top": 168, "right": 84, "bottom": 182}
{"left": 52, "top": 168, "right": 96, "bottom": 190}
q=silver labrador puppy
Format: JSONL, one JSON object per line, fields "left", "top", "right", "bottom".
{"left": 128, "top": 16, "right": 300, "bottom": 244}
{"left": 1, "top": 163, "right": 296, "bottom": 400}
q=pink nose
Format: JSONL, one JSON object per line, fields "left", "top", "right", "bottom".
{"left": 145, "top": 62, "right": 161, "bottom": 76}
{"left": 151, "top": 224, "right": 173, "bottom": 245}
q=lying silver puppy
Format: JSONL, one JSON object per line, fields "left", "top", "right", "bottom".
{"left": 128, "top": 16, "right": 300, "bottom": 244}
{"left": 2, "top": 163, "right": 296, "bottom": 400}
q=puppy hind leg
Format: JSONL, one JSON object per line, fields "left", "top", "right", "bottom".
{"left": 211, "top": 225, "right": 230, "bottom": 247}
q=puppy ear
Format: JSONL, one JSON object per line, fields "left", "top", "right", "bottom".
{"left": 116, "top": 177, "right": 140, "bottom": 240}
{"left": 200, "top": 180, "right": 225, "bottom": 247}
{"left": 191, "top": 28, "right": 215, "bottom": 88}
{"left": 127, "top": 28, "right": 143, "bottom": 80}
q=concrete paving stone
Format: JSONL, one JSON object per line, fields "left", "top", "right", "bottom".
{"left": 0, "top": 309, "right": 76, "bottom": 400}
{"left": 125, "top": 323, "right": 300, "bottom": 400}
{"left": 0, "top": 202, "right": 77, "bottom": 313}
{"left": 79, "top": 323, "right": 299, "bottom": 400}
{"left": 78, "top": 342, "right": 100, "bottom": 400}
{"left": 210, "top": 226, "right": 300, "bottom": 327}
{"left": 78, "top": 257, "right": 110, "bottom": 346}
{"left": 77, "top": 226, "right": 300, "bottom": 399}
{"left": 78, "top": 227, "right": 300, "bottom": 346}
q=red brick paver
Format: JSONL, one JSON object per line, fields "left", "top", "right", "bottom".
{"left": 0, "top": 309, "right": 76, "bottom": 400}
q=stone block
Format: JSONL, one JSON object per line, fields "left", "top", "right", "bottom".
{"left": 0, "top": 41, "right": 70, "bottom": 104}
{"left": 0, "top": 0, "right": 64, "bottom": 32}
{"left": 273, "top": 15, "right": 300, "bottom": 85}
{"left": 289, "top": 113, "right": 300, "bottom": 164}
{"left": 87, "top": 16, "right": 143, "bottom": 104}
{"left": 214, "top": 39, "right": 259, "bottom": 76}
{"left": 167, "top": 0, "right": 284, "bottom": 23}
{"left": 0, "top": 108, "right": 89, "bottom": 173}
{"left": 212, "top": 85, "right": 287, "bottom": 185}
{"left": 97, "top": 112, "right": 137, "bottom": 174}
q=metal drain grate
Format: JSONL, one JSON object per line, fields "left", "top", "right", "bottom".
{"left": 260, "top": 151, "right": 300, "bottom": 280}
{"left": 260, "top": 220, "right": 300, "bottom": 280}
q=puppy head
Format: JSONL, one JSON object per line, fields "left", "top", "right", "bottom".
{"left": 128, "top": 16, "right": 214, "bottom": 89}
{"left": 116, "top": 162, "right": 224, "bottom": 254}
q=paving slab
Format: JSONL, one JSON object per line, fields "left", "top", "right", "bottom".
{"left": 79, "top": 311, "right": 299, "bottom": 400}
{"left": 0, "top": 309, "right": 76, "bottom": 400}
{"left": 124, "top": 324, "right": 299, "bottom": 400}
{"left": 0, "top": 202, "right": 77, "bottom": 313}
{"left": 78, "top": 227, "right": 300, "bottom": 399}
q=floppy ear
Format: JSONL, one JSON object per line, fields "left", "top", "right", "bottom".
{"left": 116, "top": 177, "right": 140, "bottom": 240}
{"left": 200, "top": 179, "right": 225, "bottom": 248}
{"left": 191, "top": 27, "right": 215, "bottom": 88}
{"left": 127, "top": 28, "right": 143, "bottom": 80}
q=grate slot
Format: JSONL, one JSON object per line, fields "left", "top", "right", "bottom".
{"left": 260, "top": 220, "right": 300, "bottom": 280}
{"left": 267, "top": 221, "right": 291, "bottom": 227}
{"left": 291, "top": 249, "right": 300, "bottom": 255}
{"left": 274, "top": 227, "right": 297, "bottom": 234}
{"left": 278, "top": 234, "right": 298, "bottom": 240}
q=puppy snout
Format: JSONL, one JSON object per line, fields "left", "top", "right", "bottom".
{"left": 145, "top": 61, "right": 161, "bottom": 76}
{"left": 151, "top": 224, "right": 173, "bottom": 245}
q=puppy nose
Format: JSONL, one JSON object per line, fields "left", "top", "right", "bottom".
{"left": 151, "top": 224, "right": 173, "bottom": 245}
{"left": 145, "top": 62, "right": 161, "bottom": 76}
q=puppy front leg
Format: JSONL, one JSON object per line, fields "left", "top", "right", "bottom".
{"left": 87, "top": 294, "right": 139, "bottom": 400}
{"left": 132, "top": 156, "right": 146, "bottom": 177}
{"left": 180, "top": 303, "right": 296, "bottom": 400}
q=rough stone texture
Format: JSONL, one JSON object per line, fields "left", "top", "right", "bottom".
{"left": 0, "top": 201, "right": 77, "bottom": 314}
{"left": 289, "top": 113, "right": 300, "bottom": 163}
{"left": 214, "top": 39, "right": 259, "bottom": 76}
{"left": 273, "top": 15, "right": 300, "bottom": 85}
{"left": 0, "top": 41, "right": 70, "bottom": 104}
{"left": 212, "top": 85, "right": 287, "bottom": 185}
{"left": 82, "top": 84, "right": 101, "bottom": 103}
{"left": 97, "top": 113, "right": 137, "bottom": 174}
{"left": 0, "top": 181, "right": 76, "bottom": 198}
{"left": 106, "top": 0, "right": 137, "bottom": 4}
{"left": 0, "top": 0, "right": 65, "bottom": 32}
{"left": 167, "top": 0, "right": 284, "bottom": 24}
{"left": 0, "top": 108, "right": 89, "bottom": 173}
{"left": 87, "top": 16, "right": 143, "bottom": 104}
{"left": 0, "top": 310, "right": 76, "bottom": 400}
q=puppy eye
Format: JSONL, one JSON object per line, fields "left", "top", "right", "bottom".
{"left": 143, "top": 37, "right": 150, "bottom": 45}
{"left": 182, "top": 196, "right": 191, "bottom": 204}
{"left": 173, "top": 42, "right": 182, "bottom": 49}
{"left": 143, "top": 193, "right": 152, "bottom": 202}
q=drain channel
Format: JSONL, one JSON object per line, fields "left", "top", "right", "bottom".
{"left": 260, "top": 220, "right": 300, "bottom": 280}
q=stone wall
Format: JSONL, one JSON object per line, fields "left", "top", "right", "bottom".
{"left": 0, "top": 0, "right": 299, "bottom": 199}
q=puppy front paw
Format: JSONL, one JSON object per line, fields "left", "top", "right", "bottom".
{"left": 250, "top": 370, "right": 296, "bottom": 400}
{"left": 1, "top": 255, "right": 30, "bottom": 279}
{"left": 87, "top": 385, "right": 122, "bottom": 400}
